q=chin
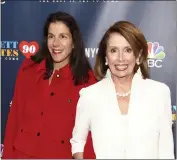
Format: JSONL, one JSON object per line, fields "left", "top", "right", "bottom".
{"left": 117, "top": 75, "right": 127, "bottom": 78}
{"left": 52, "top": 59, "right": 63, "bottom": 63}
{"left": 113, "top": 72, "right": 130, "bottom": 79}
{"left": 51, "top": 56, "right": 64, "bottom": 63}
{"left": 116, "top": 72, "right": 135, "bottom": 79}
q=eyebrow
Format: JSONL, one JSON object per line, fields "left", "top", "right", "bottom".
{"left": 48, "top": 32, "right": 70, "bottom": 36}
{"left": 108, "top": 45, "right": 131, "bottom": 48}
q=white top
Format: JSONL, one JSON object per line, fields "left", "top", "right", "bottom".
{"left": 119, "top": 115, "right": 129, "bottom": 159}
{"left": 70, "top": 71, "right": 174, "bottom": 159}
{"left": 120, "top": 115, "right": 128, "bottom": 159}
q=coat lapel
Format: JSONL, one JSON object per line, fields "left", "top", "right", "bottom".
{"left": 128, "top": 72, "right": 144, "bottom": 117}
{"left": 103, "top": 69, "right": 144, "bottom": 116}
{"left": 102, "top": 70, "right": 121, "bottom": 115}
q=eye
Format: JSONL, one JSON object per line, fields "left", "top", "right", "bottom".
{"left": 125, "top": 48, "right": 132, "bottom": 53}
{"left": 48, "top": 35, "right": 54, "bottom": 39}
{"left": 61, "top": 35, "right": 67, "bottom": 39}
{"left": 110, "top": 48, "right": 117, "bottom": 53}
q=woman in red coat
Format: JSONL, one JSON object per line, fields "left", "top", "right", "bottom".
{"left": 3, "top": 11, "right": 96, "bottom": 159}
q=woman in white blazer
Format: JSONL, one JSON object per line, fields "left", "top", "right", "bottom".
{"left": 70, "top": 21, "right": 174, "bottom": 159}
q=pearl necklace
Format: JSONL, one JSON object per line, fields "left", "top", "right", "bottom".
{"left": 116, "top": 90, "right": 131, "bottom": 97}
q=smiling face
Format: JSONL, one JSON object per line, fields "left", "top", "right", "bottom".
{"left": 47, "top": 21, "right": 74, "bottom": 68}
{"left": 106, "top": 32, "right": 138, "bottom": 79}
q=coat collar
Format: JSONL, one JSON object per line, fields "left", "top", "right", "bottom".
{"left": 104, "top": 68, "right": 143, "bottom": 89}
{"left": 36, "top": 59, "right": 72, "bottom": 79}
{"left": 102, "top": 69, "right": 144, "bottom": 116}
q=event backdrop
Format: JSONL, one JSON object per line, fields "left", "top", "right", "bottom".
{"left": 1, "top": 0, "right": 176, "bottom": 157}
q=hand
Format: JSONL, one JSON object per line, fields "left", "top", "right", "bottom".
{"left": 73, "top": 152, "right": 83, "bottom": 159}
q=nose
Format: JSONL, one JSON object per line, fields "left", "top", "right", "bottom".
{"left": 53, "top": 38, "right": 61, "bottom": 47}
{"left": 118, "top": 51, "right": 124, "bottom": 61}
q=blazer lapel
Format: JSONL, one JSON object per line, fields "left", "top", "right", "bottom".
{"left": 100, "top": 70, "right": 121, "bottom": 115}
{"left": 128, "top": 73, "right": 144, "bottom": 116}
{"left": 103, "top": 69, "right": 144, "bottom": 117}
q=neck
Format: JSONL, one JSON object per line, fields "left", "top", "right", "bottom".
{"left": 112, "top": 74, "right": 134, "bottom": 93}
{"left": 53, "top": 60, "right": 69, "bottom": 70}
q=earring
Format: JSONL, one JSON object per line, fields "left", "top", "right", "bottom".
{"left": 137, "top": 67, "right": 142, "bottom": 75}
{"left": 105, "top": 57, "right": 108, "bottom": 65}
{"left": 136, "top": 61, "right": 140, "bottom": 65}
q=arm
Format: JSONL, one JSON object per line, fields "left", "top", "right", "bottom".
{"left": 83, "top": 71, "right": 96, "bottom": 159}
{"left": 158, "top": 86, "right": 174, "bottom": 159}
{"left": 2, "top": 60, "right": 26, "bottom": 158}
{"left": 70, "top": 88, "right": 91, "bottom": 159}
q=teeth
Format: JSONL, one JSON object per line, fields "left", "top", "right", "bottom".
{"left": 53, "top": 49, "right": 62, "bottom": 53}
{"left": 115, "top": 65, "right": 128, "bottom": 70}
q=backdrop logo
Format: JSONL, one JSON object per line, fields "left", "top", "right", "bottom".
{"left": 0, "top": 41, "right": 19, "bottom": 60}
{"left": 1, "top": 0, "right": 5, "bottom": 4}
{"left": 172, "top": 105, "right": 176, "bottom": 122}
{"left": 85, "top": 48, "right": 98, "bottom": 58}
{"left": 19, "top": 41, "right": 39, "bottom": 59}
{"left": 0, "top": 41, "right": 39, "bottom": 60}
{"left": 147, "top": 42, "right": 165, "bottom": 68}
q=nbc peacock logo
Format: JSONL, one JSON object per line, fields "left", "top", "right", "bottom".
{"left": 147, "top": 42, "right": 166, "bottom": 68}
{"left": 172, "top": 105, "right": 176, "bottom": 123}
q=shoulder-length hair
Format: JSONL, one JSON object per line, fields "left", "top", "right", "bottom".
{"left": 31, "top": 11, "right": 91, "bottom": 85}
{"left": 94, "top": 21, "right": 149, "bottom": 80}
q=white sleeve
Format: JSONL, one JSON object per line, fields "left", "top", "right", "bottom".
{"left": 70, "top": 88, "right": 91, "bottom": 155}
{"left": 158, "top": 85, "right": 175, "bottom": 159}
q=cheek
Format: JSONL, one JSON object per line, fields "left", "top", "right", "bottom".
{"left": 127, "top": 57, "right": 136, "bottom": 70}
{"left": 129, "top": 57, "right": 136, "bottom": 65}
{"left": 126, "top": 53, "right": 136, "bottom": 63}
{"left": 67, "top": 43, "right": 73, "bottom": 51}
{"left": 47, "top": 40, "right": 53, "bottom": 49}
{"left": 65, "top": 41, "right": 73, "bottom": 51}
{"left": 107, "top": 54, "right": 117, "bottom": 63}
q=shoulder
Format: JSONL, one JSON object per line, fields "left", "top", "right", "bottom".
{"left": 79, "top": 77, "right": 108, "bottom": 97}
{"left": 16, "top": 58, "right": 45, "bottom": 82}
{"left": 143, "top": 79, "right": 172, "bottom": 118}
{"left": 14, "top": 58, "right": 37, "bottom": 87}
{"left": 143, "top": 78, "right": 170, "bottom": 95}
{"left": 16, "top": 58, "right": 34, "bottom": 77}
{"left": 19, "top": 58, "right": 36, "bottom": 72}
{"left": 19, "top": 58, "right": 45, "bottom": 73}
{"left": 78, "top": 79, "right": 105, "bottom": 107}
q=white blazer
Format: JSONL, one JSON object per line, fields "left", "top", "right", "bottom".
{"left": 70, "top": 70, "right": 174, "bottom": 159}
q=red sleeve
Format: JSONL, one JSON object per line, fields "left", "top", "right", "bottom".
{"left": 83, "top": 70, "right": 97, "bottom": 159}
{"left": 2, "top": 59, "right": 28, "bottom": 158}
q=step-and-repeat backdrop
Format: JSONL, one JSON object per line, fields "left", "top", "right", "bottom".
{"left": 1, "top": 0, "right": 176, "bottom": 157}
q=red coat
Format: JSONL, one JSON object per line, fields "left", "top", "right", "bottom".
{"left": 3, "top": 59, "right": 96, "bottom": 159}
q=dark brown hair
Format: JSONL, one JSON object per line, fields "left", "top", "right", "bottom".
{"left": 94, "top": 21, "right": 149, "bottom": 80}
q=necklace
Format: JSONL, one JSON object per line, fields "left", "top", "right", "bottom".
{"left": 116, "top": 90, "right": 131, "bottom": 97}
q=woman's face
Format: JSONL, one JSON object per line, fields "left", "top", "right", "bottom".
{"left": 47, "top": 21, "right": 74, "bottom": 66}
{"left": 106, "top": 33, "right": 138, "bottom": 78}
